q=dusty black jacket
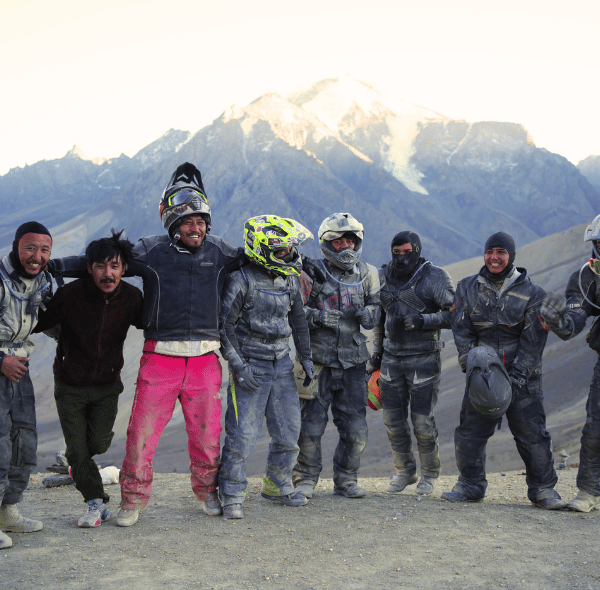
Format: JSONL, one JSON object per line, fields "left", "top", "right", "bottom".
{"left": 451, "top": 267, "right": 547, "bottom": 382}
{"left": 373, "top": 259, "right": 455, "bottom": 356}
{"left": 34, "top": 277, "right": 143, "bottom": 386}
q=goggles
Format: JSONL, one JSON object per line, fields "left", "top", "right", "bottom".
{"left": 166, "top": 188, "right": 208, "bottom": 208}
{"left": 268, "top": 236, "right": 300, "bottom": 247}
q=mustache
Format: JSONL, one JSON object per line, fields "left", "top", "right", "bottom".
{"left": 100, "top": 278, "right": 116, "bottom": 284}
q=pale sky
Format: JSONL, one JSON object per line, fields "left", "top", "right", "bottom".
{"left": 1, "top": 0, "right": 599, "bottom": 175}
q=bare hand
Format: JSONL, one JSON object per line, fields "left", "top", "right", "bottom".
{"left": 1, "top": 356, "right": 29, "bottom": 383}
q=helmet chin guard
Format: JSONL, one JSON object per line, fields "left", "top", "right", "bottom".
{"left": 318, "top": 212, "right": 363, "bottom": 271}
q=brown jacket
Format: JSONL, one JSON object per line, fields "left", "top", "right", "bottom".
{"left": 34, "top": 277, "right": 143, "bottom": 387}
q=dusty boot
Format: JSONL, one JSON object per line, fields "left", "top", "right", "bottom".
{"left": 0, "top": 530, "right": 12, "bottom": 549}
{"left": 415, "top": 448, "right": 440, "bottom": 496}
{"left": 388, "top": 452, "right": 417, "bottom": 493}
{"left": 294, "top": 482, "right": 315, "bottom": 500}
{"left": 566, "top": 490, "right": 600, "bottom": 513}
{"left": 333, "top": 483, "right": 367, "bottom": 498}
{"left": 416, "top": 476, "right": 437, "bottom": 496}
{"left": 0, "top": 504, "right": 43, "bottom": 533}
{"left": 387, "top": 473, "right": 418, "bottom": 493}
{"left": 531, "top": 489, "right": 566, "bottom": 510}
{"left": 223, "top": 504, "right": 244, "bottom": 519}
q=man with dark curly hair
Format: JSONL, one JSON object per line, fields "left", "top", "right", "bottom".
{"left": 35, "top": 230, "right": 143, "bottom": 528}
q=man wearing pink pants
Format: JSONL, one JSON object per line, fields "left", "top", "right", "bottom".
{"left": 119, "top": 344, "right": 223, "bottom": 510}
{"left": 113, "top": 163, "right": 244, "bottom": 526}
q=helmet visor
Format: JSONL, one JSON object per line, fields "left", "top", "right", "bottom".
{"left": 167, "top": 189, "right": 209, "bottom": 208}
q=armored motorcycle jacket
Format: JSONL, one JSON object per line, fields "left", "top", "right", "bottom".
{"left": 551, "top": 263, "right": 600, "bottom": 344}
{"left": 219, "top": 263, "right": 311, "bottom": 372}
{"left": 302, "top": 259, "right": 380, "bottom": 369}
{"left": 372, "top": 258, "right": 455, "bottom": 356}
{"left": 451, "top": 267, "right": 548, "bottom": 382}
{"left": 0, "top": 253, "right": 53, "bottom": 365}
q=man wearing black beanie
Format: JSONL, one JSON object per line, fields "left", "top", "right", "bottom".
{"left": 368, "top": 230, "right": 455, "bottom": 496}
{"left": 0, "top": 221, "right": 53, "bottom": 549}
{"left": 443, "top": 231, "right": 564, "bottom": 509}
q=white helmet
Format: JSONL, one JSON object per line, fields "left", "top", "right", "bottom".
{"left": 318, "top": 212, "right": 363, "bottom": 271}
{"left": 584, "top": 214, "right": 600, "bottom": 258}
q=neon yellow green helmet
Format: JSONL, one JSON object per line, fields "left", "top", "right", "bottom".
{"left": 244, "top": 215, "right": 313, "bottom": 276}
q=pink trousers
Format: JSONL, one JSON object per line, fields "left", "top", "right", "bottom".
{"left": 119, "top": 349, "right": 222, "bottom": 509}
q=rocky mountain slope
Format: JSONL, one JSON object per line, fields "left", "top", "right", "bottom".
{"left": 1, "top": 76, "right": 598, "bottom": 267}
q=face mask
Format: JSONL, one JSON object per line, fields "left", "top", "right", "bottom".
{"left": 390, "top": 251, "right": 420, "bottom": 277}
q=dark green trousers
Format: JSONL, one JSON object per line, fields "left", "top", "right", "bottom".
{"left": 54, "top": 379, "right": 123, "bottom": 503}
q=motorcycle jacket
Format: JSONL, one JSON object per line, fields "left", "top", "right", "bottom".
{"left": 372, "top": 258, "right": 454, "bottom": 356}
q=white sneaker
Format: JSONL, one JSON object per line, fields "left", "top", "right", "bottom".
{"left": 0, "top": 530, "right": 12, "bottom": 549}
{"left": 200, "top": 499, "right": 222, "bottom": 516}
{"left": 116, "top": 508, "right": 139, "bottom": 527}
{"left": 78, "top": 500, "right": 110, "bottom": 528}
{"left": 0, "top": 504, "right": 43, "bottom": 533}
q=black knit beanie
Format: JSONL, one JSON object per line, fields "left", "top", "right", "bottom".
{"left": 11, "top": 221, "right": 52, "bottom": 277}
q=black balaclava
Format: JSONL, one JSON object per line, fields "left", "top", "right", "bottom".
{"left": 480, "top": 231, "right": 516, "bottom": 280}
{"left": 389, "top": 231, "right": 422, "bottom": 278}
{"left": 11, "top": 221, "right": 52, "bottom": 278}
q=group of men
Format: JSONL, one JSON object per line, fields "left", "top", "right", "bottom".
{"left": 1, "top": 161, "right": 599, "bottom": 550}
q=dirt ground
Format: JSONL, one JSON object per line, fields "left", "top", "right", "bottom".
{"left": 1, "top": 467, "right": 598, "bottom": 590}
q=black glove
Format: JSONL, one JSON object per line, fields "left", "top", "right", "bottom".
{"left": 302, "top": 256, "right": 327, "bottom": 283}
{"left": 540, "top": 294, "right": 567, "bottom": 330}
{"left": 379, "top": 290, "right": 393, "bottom": 309}
{"left": 403, "top": 314, "right": 424, "bottom": 331}
{"left": 318, "top": 309, "right": 343, "bottom": 328}
{"left": 236, "top": 365, "right": 266, "bottom": 393}
{"left": 367, "top": 352, "right": 382, "bottom": 374}
{"left": 509, "top": 372, "right": 526, "bottom": 398}
{"left": 355, "top": 307, "right": 372, "bottom": 328}
{"left": 301, "top": 359, "right": 315, "bottom": 384}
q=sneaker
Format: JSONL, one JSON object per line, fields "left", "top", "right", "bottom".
{"left": 333, "top": 483, "right": 367, "bottom": 498}
{"left": 386, "top": 473, "right": 418, "bottom": 494}
{"left": 416, "top": 476, "right": 437, "bottom": 496}
{"left": 78, "top": 500, "right": 109, "bottom": 528}
{"left": 0, "top": 530, "right": 12, "bottom": 550}
{"left": 261, "top": 491, "right": 308, "bottom": 507}
{"left": 0, "top": 504, "right": 43, "bottom": 533}
{"left": 294, "top": 483, "right": 315, "bottom": 500}
{"left": 566, "top": 490, "right": 600, "bottom": 513}
{"left": 531, "top": 489, "right": 566, "bottom": 510}
{"left": 222, "top": 504, "right": 244, "bottom": 519}
{"left": 116, "top": 508, "right": 139, "bottom": 527}
{"left": 200, "top": 499, "right": 222, "bottom": 516}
